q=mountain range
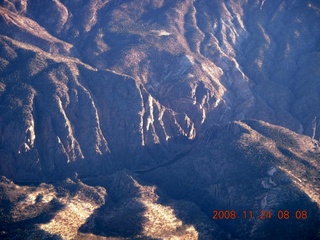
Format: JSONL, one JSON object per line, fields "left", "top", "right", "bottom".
{"left": 0, "top": 0, "right": 320, "bottom": 239}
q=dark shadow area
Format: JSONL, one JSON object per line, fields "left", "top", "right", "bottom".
{"left": 0, "top": 229, "right": 63, "bottom": 240}
{"left": 0, "top": 177, "right": 104, "bottom": 239}
{"left": 0, "top": 196, "right": 64, "bottom": 240}
{"left": 135, "top": 140, "right": 320, "bottom": 240}
{"left": 79, "top": 198, "right": 147, "bottom": 238}
{"left": 81, "top": 168, "right": 231, "bottom": 239}
{"left": 152, "top": 186, "right": 232, "bottom": 240}
{"left": 278, "top": 146, "right": 315, "bottom": 169}
{"left": 143, "top": 171, "right": 320, "bottom": 240}
{"left": 247, "top": 195, "right": 320, "bottom": 240}
{"left": 79, "top": 171, "right": 149, "bottom": 239}
{"left": 135, "top": 145, "right": 192, "bottom": 174}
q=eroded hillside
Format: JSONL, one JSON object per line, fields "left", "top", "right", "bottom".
{"left": 1, "top": 0, "right": 320, "bottom": 179}
{"left": 0, "top": 0, "right": 320, "bottom": 239}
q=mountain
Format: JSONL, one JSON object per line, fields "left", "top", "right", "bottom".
{"left": 0, "top": 0, "right": 320, "bottom": 239}
{"left": 140, "top": 120, "right": 320, "bottom": 239}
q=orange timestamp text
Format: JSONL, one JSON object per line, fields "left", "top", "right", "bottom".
{"left": 212, "top": 210, "right": 308, "bottom": 220}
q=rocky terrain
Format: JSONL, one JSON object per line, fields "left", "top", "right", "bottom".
{"left": 0, "top": 0, "right": 320, "bottom": 239}
{"left": 141, "top": 120, "right": 320, "bottom": 239}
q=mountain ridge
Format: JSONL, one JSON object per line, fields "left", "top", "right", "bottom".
{"left": 1, "top": 0, "right": 320, "bottom": 239}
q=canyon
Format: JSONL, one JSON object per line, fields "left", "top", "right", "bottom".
{"left": 0, "top": 0, "right": 320, "bottom": 239}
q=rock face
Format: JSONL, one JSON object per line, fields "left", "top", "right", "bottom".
{"left": 141, "top": 120, "right": 320, "bottom": 239}
{"left": 0, "top": 176, "right": 107, "bottom": 239}
{"left": 0, "top": 35, "right": 195, "bottom": 181}
{"left": 0, "top": 0, "right": 320, "bottom": 239}
{"left": 1, "top": 0, "right": 320, "bottom": 180}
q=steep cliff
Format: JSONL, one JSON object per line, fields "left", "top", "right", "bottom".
{"left": 0, "top": 35, "right": 196, "bottom": 181}
{"left": 1, "top": 0, "right": 320, "bottom": 180}
{"left": 0, "top": 0, "right": 320, "bottom": 239}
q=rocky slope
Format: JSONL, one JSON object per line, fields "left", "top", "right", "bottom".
{"left": 1, "top": 0, "right": 320, "bottom": 180}
{"left": 0, "top": 176, "right": 106, "bottom": 239}
{"left": 1, "top": 119, "right": 320, "bottom": 239}
{"left": 140, "top": 120, "right": 320, "bottom": 239}
{"left": 0, "top": 173, "right": 230, "bottom": 240}
{"left": 0, "top": 35, "right": 196, "bottom": 181}
{"left": 0, "top": 0, "right": 320, "bottom": 239}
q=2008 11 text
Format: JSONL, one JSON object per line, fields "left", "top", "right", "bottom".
{"left": 212, "top": 210, "right": 308, "bottom": 220}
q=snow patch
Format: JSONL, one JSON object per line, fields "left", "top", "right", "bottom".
{"left": 201, "top": 108, "right": 206, "bottom": 124}
{"left": 214, "top": 98, "right": 221, "bottom": 108}
{"left": 146, "top": 95, "right": 154, "bottom": 131}
{"left": 150, "top": 30, "right": 171, "bottom": 36}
